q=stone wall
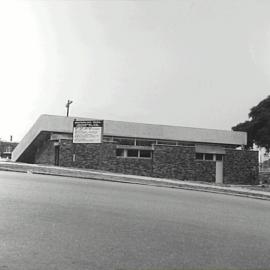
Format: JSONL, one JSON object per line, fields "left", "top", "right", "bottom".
{"left": 59, "top": 140, "right": 73, "bottom": 167}
{"left": 99, "top": 143, "right": 117, "bottom": 171}
{"left": 152, "top": 145, "right": 195, "bottom": 180}
{"left": 115, "top": 158, "right": 153, "bottom": 176}
{"left": 195, "top": 160, "right": 216, "bottom": 182}
{"left": 56, "top": 141, "right": 153, "bottom": 176}
{"left": 34, "top": 139, "right": 259, "bottom": 185}
{"left": 73, "top": 143, "right": 101, "bottom": 170}
{"left": 101, "top": 143, "right": 153, "bottom": 176}
{"left": 223, "top": 149, "right": 259, "bottom": 184}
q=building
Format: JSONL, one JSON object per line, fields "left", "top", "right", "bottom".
{"left": 0, "top": 140, "right": 18, "bottom": 159}
{"left": 12, "top": 114, "right": 259, "bottom": 184}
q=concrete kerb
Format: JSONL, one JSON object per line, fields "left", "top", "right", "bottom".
{"left": 1, "top": 161, "right": 270, "bottom": 201}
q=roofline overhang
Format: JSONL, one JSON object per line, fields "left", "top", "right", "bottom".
{"left": 12, "top": 114, "right": 247, "bottom": 162}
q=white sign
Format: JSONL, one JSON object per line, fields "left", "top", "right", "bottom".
{"left": 73, "top": 120, "right": 103, "bottom": 143}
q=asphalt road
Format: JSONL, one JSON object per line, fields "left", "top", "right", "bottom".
{"left": 1, "top": 171, "right": 270, "bottom": 270}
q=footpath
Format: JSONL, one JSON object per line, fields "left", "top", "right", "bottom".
{"left": 1, "top": 161, "right": 270, "bottom": 201}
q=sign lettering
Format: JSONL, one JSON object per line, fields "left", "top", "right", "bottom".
{"left": 73, "top": 120, "right": 103, "bottom": 143}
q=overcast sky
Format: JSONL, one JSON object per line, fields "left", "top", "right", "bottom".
{"left": 0, "top": 0, "right": 270, "bottom": 141}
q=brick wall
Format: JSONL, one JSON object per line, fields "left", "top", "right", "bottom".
{"left": 223, "top": 149, "right": 259, "bottom": 184}
{"left": 59, "top": 140, "right": 73, "bottom": 167}
{"left": 34, "top": 139, "right": 259, "bottom": 185}
{"left": 115, "top": 158, "right": 153, "bottom": 176}
{"left": 55, "top": 141, "right": 152, "bottom": 176}
{"left": 152, "top": 145, "right": 196, "bottom": 180}
{"left": 72, "top": 143, "right": 101, "bottom": 170}
{"left": 101, "top": 144, "right": 153, "bottom": 176}
{"left": 99, "top": 143, "right": 118, "bottom": 171}
{"left": 195, "top": 161, "right": 216, "bottom": 182}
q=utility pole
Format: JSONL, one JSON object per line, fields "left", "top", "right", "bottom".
{"left": 66, "top": 100, "right": 73, "bottom": 117}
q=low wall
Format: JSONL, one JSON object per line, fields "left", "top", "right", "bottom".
{"left": 195, "top": 160, "right": 216, "bottom": 182}
{"left": 223, "top": 149, "right": 259, "bottom": 184}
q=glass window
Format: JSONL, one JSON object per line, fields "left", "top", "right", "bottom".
{"left": 5, "top": 146, "right": 12, "bottom": 153}
{"left": 196, "top": 153, "right": 204, "bottom": 160}
{"left": 216, "top": 154, "right": 223, "bottom": 161}
{"left": 205, "top": 154, "right": 214, "bottom": 160}
{"left": 157, "top": 140, "right": 177, "bottom": 145}
{"left": 139, "top": 150, "right": 152, "bottom": 158}
{"left": 116, "top": 149, "right": 125, "bottom": 157}
{"left": 115, "top": 138, "right": 135, "bottom": 145}
{"left": 136, "top": 139, "right": 155, "bottom": 146}
{"left": 127, "top": 149, "right": 139, "bottom": 157}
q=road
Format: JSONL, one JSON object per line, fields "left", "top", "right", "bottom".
{"left": 0, "top": 171, "right": 270, "bottom": 270}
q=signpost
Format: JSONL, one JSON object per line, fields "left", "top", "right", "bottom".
{"left": 73, "top": 120, "right": 103, "bottom": 144}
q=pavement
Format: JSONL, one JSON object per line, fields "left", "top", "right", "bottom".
{"left": 1, "top": 170, "right": 270, "bottom": 270}
{"left": 1, "top": 161, "right": 270, "bottom": 201}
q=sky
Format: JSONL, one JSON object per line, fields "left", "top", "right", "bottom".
{"left": 0, "top": 0, "right": 270, "bottom": 142}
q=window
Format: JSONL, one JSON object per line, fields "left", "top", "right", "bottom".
{"left": 196, "top": 153, "right": 224, "bottom": 161}
{"left": 157, "top": 140, "right": 177, "bottom": 145}
{"left": 196, "top": 153, "right": 204, "bottom": 160}
{"left": 116, "top": 149, "right": 125, "bottom": 157}
{"left": 5, "top": 146, "right": 12, "bottom": 153}
{"left": 116, "top": 149, "right": 152, "bottom": 159}
{"left": 127, "top": 149, "right": 139, "bottom": 157}
{"left": 139, "top": 150, "right": 152, "bottom": 158}
{"left": 116, "top": 138, "right": 135, "bottom": 145}
{"left": 114, "top": 137, "right": 153, "bottom": 159}
{"left": 205, "top": 154, "right": 214, "bottom": 160}
{"left": 216, "top": 154, "right": 223, "bottom": 161}
{"left": 136, "top": 139, "right": 155, "bottom": 146}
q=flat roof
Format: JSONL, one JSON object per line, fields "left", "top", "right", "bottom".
{"left": 12, "top": 114, "right": 247, "bottom": 162}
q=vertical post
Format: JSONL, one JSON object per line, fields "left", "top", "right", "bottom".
{"left": 72, "top": 119, "right": 76, "bottom": 165}
{"left": 66, "top": 100, "right": 73, "bottom": 117}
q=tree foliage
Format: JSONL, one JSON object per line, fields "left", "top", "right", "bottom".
{"left": 232, "top": 95, "right": 270, "bottom": 151}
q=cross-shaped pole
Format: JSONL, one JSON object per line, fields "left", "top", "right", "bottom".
{"left": 66, "top": 100, "right": 73, "bottom": 117}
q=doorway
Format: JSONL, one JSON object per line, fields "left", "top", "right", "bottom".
{"left": 215, "top": 160, "right": 223, "bottom": 184}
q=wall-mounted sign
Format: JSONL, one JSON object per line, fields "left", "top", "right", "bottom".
{"left": 73, "top": 120, "right": 103, "bottom": 143}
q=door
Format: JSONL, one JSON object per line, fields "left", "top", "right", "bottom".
{"left": 215, "top": 160, "right": 223, "bottom": 184}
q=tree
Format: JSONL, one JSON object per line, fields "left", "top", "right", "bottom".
{"left": 232, "top": 95, "right": 270, "bottom": 151}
